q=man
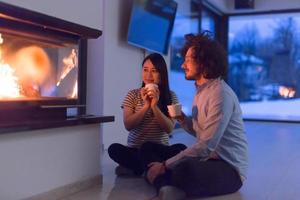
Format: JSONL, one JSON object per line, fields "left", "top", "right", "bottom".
{"left": 140, "top": 32, "right": 248, "bottom": 200}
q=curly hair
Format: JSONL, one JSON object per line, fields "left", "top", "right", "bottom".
{"left": 181, "top": 31, "right": 228, "bottom": 79}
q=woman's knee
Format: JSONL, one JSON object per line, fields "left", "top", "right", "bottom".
{"left": 171, "top": 143, "right": 187, "bottom": 151}
{"left": 108, "top": 143, "right": 123, "bottom": 158}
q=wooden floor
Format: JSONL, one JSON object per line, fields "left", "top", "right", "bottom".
{"left": 62, "top": 121, "right": 300, "bottom": 200}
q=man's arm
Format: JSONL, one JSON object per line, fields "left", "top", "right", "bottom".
{"left": 177, "top": 112, "right": 196, "bottom": 136}
{"left": 166, "top": 89, "right": 234, "bottom": 168}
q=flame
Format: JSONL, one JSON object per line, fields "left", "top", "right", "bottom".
{"left": 0, "top": 33, "right": 3, "bottom": 44}
{"left": 0, "top": 63, "right": 21, "bottom": 98}
{"left": 279, "top": 86, "right": 296, "bottom": 98}
{"left": 57, "top": 49, "right": 78, "bottom": 86}
{"left": 0, "top": 32, "right": 77, "bottom": 99}
{"left": 71, "top": 80, "right": 78, "bottom": 98}
{"left": 0, "top": 34, "right": 21, "bottom": 98}
{"left": 10, "top": 46, "right": 52, "bottom": 85}
{"left": 0, "top": 32, "right": 52, "bottom": 99}
{"left": 0, "top": 33, "right": 3, "bottom": 60}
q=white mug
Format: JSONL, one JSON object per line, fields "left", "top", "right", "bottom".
{"left": 145, "top": 83, "right": 158, "bottom": 91}
{"left": 167, "top": 103, "right": 182, "bottom": 117}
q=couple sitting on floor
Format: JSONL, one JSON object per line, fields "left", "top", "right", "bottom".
{"left": 108, "top": 32, "right": 248, "bottom": 200}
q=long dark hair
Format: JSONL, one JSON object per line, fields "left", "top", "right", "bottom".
{"left": 181, "top": 31, "right": 228, "bottom": 79}
{"left": 141, "top": 53, "right": 172, "bottom": 116}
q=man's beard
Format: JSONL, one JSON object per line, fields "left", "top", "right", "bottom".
{"left": 185, "top": 73, "right": 194, "bottom": 80}
{"left": 184, "top": 69, "right": 202, "bottom": 80}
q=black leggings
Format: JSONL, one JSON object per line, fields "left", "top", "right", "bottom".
{"left": 139, "top": 141, "right": 187, "bottom": 169}
{"left": 108, "top": 142, "right": 187, "bottom": 175}
{"left": 140, "top": 142, "right": 242, "bottom": 198}
{"left": 108, "top": 143, "right": 142, "bottom": 175}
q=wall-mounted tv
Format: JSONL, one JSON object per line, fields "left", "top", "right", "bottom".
{"left": 127, "top": 0, "right": 177, "bottom": 55}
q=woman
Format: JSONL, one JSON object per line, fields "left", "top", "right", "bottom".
{"left": 108, "top": 53, "right": 186, "bottom": 176}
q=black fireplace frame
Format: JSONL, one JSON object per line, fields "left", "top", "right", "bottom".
{"left": 0, "top": 2, "right": 102, "bottom": 127}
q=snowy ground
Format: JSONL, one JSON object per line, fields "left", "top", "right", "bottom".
{"left": 241, "top": 99, "right": 300, "bottom": 121}
{"left": 169, "top": 71, "right": 300, "bottom": 121}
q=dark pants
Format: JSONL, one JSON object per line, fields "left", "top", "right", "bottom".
{"left": 139, "top": 141, "right": 187, "bottom": 169}
{"left": 108, "top": 143, "right": 143, "bottom": 175}
{"left": 140, "top": 143, "right": 242, "bottom": 198}
{"left": 108, "top": 142, "right": 187, "bottom": 176}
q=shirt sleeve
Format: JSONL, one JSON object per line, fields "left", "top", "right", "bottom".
{"left": 170, "top": 90, "right": 196, "bottom": 135}
{"left": 166, "top": 87, "right": 235, "bottom": 168}
{"left": 179, "top": 115, "right": 196, "bottom": 136}
{"left": 121, "top": 89, "right": 138, "bottom": 111}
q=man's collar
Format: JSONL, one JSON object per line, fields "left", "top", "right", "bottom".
{"left": 195, "top": 78, "right": 220, "bottom": 93}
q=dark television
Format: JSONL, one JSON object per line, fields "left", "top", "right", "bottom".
{"left": 127, "top": 0, "right": 177, "bottom": 55}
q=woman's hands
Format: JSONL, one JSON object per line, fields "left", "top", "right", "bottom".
{"left": 141, "top": 86, "right": 174, "bottom": 133}
{"left": 140, "top": 88, "right": 151, "bottom": 109}
{"left": 141, "top": 87, "right": 160, "bottom": 108}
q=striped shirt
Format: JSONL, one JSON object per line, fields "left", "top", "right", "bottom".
{"left": 122, "top": 88, "right": 178, "bottom": 148}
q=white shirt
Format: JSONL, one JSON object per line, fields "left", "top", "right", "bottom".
{"left": 166, "top": 78, "right": 248, "bottom": 180}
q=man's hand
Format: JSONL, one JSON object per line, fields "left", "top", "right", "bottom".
{"left": 146, "top": 162, "right": 165, "bottom": 184}
{"left": 174, "top": 111, "right": 185, "bottom": 123}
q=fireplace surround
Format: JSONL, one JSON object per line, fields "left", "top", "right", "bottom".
{"left": 0, "top": 2, "right": 113, "bottom": 132}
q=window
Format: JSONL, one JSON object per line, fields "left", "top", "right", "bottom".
{"left": 228, "top": 13, "right": 300, "bottom": 121}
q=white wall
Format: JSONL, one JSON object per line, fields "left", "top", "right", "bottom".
{"left": 0, "top": 124, "right": 101, "bottom": 200}
{"left": 101, "top": 0, "right": 145, "bottom": 147}
{"left": 2, "top": 0, "right": 103, "bottom": 30}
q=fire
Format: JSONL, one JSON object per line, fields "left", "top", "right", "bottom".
{"left": 279, "top": 86, "right": 296, "bottom": 98}
{"left": 0, "top": 63, "right": 21, "bottom": 98}
{"left": 10, "top": 46, "right": 52, "bottom": 87}
{"left": 0, "top": 33, "right": 21, "bottom": 98}
{"left": 57, "top": 49, "right": 78, "bottom": 86}
{"left": 5, "top": 46, "right": 53, "bottom": 98}
{"left": 0, "top": 31, "right": 78, "bottom": 100}
{"left": 71, "top": 80, "right": 78, "bottom": 98}
{"left": 0, "top": 33, "right": 52, "bottom": 99}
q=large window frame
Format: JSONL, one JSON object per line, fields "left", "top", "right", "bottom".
{"left": 227, "top": 9, "right": 300, "bottom": 123}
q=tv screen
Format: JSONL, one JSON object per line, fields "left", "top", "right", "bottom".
{"left": 127, "top": 0, "right": 177, "bottom": 54}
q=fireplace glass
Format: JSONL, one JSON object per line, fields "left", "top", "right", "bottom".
{"left": 0, "top": 32, "right": 79, "bottom": 101}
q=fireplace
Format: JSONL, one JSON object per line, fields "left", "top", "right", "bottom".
{"left": 0, "top": 2, "right": 102, "bottom": 127}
